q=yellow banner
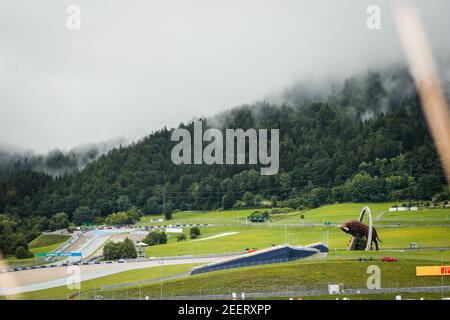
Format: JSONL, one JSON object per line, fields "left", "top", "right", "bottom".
{"left": 416, "top": 266, "right": 450, "bottom": 276}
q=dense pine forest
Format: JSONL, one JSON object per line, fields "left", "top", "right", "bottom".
{"left": 1, "top": 66, "right": 449, "bottom": 257}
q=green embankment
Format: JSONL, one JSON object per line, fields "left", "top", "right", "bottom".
{"left": 10, "top": 263, "right": 199, "bottom": 300}
{"left": 143, "top": 224, "right": 450, "bottom": 257}
{"left": 80, "top": 254, "right": 450, "bottom": 300}
{"left": 3, "top": 234, "right": 70, "bottom": 265}
{"left": 136, "top": 203, "right": 450, "bottom": 257}
{"left": 28, "top": 234, "right": 71, "bottom": 249}
{"left": 136, "top": 209, "right": 256, "bottom": 226}
{"left": 136, "top": 203, "right": 450, "bottom": 227}
{"left": 6, "top": 202, "right": 450, "bottom": 300}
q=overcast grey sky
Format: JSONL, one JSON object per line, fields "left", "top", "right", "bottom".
{"left": 1, "top": 0, "right": 449, "bottom": 153}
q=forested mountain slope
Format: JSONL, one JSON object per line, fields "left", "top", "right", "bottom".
{"left": 0, "top": 66, "right": 448, "bottom": 256}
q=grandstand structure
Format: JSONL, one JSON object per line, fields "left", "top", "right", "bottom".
{"left": 191, "top": 243, "right": 328, "bottom": 275}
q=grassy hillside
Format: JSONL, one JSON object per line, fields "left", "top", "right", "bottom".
{"left": 80, "top": 254, "right": 450, "bottom": 300}
{"left": 1, "top": 67, "right": 448, "bottom": 262}
{"left": 10, "top": 263, "right": 199, "bottom": 300}
{"left": 138, "top": 203, "right": 450, "bottom": 257}
{"left": 275, "top": 203, "right": 394, "bottom": 224}
{"left": 7, "top": 251, "right": 449, "bottom": 300}
{"left": 143, "top": 224, "right": 450, "bottom": 258}
{"left": 262, "top": 292, "right": 447, "bottom": 300}
{"left": 136, "top": 203, "right": 450, "bottom": 226}
{"left": 28, "top": 234, "right": 70, "bottom": 249}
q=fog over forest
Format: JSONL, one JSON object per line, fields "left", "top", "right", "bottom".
{"left": 1, "top": 1, "right": 450, "bottom": 154}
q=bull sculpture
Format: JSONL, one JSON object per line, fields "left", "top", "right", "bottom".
{"left": 339, "top": 220, "right": 382, "bottom": 250}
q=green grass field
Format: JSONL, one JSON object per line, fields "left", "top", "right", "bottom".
{"left": 328, "top": 249, "right": 450, "bottom": 262}
{"left": 28, "top": 234, "right": 70, "bottom": 249}
{"left": 143, "top": 224, "right": 450, "bottom": 257}
{"left": 136, "top": 203, "right": 449, "bottom": 257}
{"left": 3, "top": 234, "right": 70, "bottom": 266}
{"left": 382, "top": 208, "right": 450, "bottom": 222}
{"left": 8, "top": 263, "right": 200, "bottom": 300}
{"left": 262, "top": 292, "right": 448, "bottom": 300}
{"left": 273, "top": 203, "right": 450, "bottom": 224}
{"left": 3, "top": 202, "right": 449, "bottom": 300}
{"left": 136, "top": 209, "right": 256, "bottom": 226}
{"left": 136, "top": 203, "right": 450, "bottom": 226}
{"left": 79, "top": 254, "right": 450, "bottom": 300}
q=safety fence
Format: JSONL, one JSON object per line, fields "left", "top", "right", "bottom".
{"left": 79, "top": 285, "right": 450, "bottom": 300}
{"left": 101, "top": 272, "right": 191, "bottom": 290}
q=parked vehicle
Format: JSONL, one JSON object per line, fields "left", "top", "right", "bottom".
{"left": 381, "top": 256, "right": 398, "bottom": 262}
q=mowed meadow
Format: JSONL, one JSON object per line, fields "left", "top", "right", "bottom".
{"left": 137, "top": 203, "right": 450, "bottom": 257}
{"left": 3, "top": 202, "right": 449, "bottom": 300}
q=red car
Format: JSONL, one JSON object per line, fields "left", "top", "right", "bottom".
{"left": 381, "top": 256, "right": 398, "bottom": 262}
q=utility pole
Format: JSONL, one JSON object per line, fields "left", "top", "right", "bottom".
{"left": 410, "top": 161, "right": 414, "bottom": 208}
{"left": 217, "top": 187, "right": 220, "bottom": 210}
{"left": 162, "top": 173, "right": 166, "bottom": 215}
{"left": 163, "top": 186, "right": 166, "bottom": 213}
{"left": 441, "top": 250, "right": 444, "bottom": 300}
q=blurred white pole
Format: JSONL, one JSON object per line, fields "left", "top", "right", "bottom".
{"left": 394, "top": 3, "right": 450, "bottom": 184}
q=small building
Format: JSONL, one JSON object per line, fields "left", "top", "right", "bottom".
{"left": 135, "top": 242, "right": 148, "bottom": 258}
{"left": 328, "top": 284, "right": 340, "bottom": 294}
